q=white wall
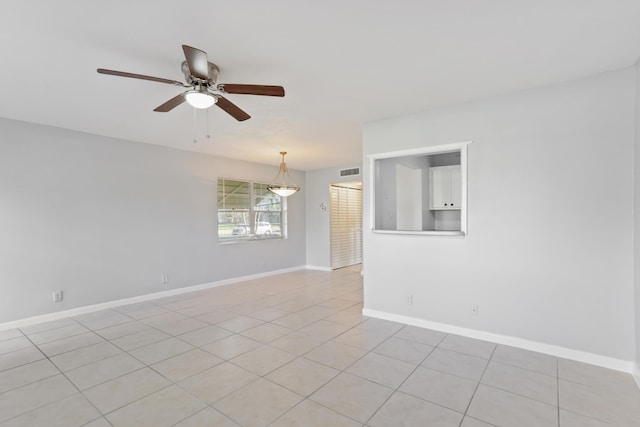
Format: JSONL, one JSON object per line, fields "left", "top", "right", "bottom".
{"left": 634, "top": 61, "right": 640, "bottom": 373}
{"left": 0, "top": 119, "right": 306, "bottom": 323}
{"left": 363, "top": 67, "right": 636, "bottom": 361}
{"left": 305, "top": 166, "right": 362, "bottom": 270}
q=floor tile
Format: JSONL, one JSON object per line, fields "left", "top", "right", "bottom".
{"left": 399, "top": 366, "right": 477, "bottom": 412}
{"left": 559, "top": 409, "right": 608, "bottom": 427}
{"left": 179, "top": 362, "right": 259, "bottom": 404}
{"left": 368, "top": 391, "right": 463, "bottom": 427}
{"left": 195, "top": 309, "right": 238, "bottom": 325}
{"left": 115, "top": 303, "right": 170, "bottom": 320}
{"left": 0, "top": 329, "right": 23, "bottom": 342}
{"left": 37, "top": 332, "right": 104, "bottom": 357}
{"left": 393, "top": 325, "right": 447, "bottom": 347}
{"left": 437, "top": 334, "right": 496, "bottom": 359}
{"left": 94, "top": 321, "right": 152, "bottom": 340}
{"left": 83, "top": 367, "right": 171, "bottom": 414}
{"left": 25, "top": 323, "right": 89, "bottom": 345}
{"left": 467, "top": 384, "right": 558, "bottom": 427}
{"left": 266, "top": 357, "right": 340, "bottom": 396}
{"left": 269, "top": 331, "right": 324, "bottom": 356}
{"left": 0, "top": 359, "right": 60, "bottom": 394}
{"left": 325, "top": 310, "right": 366, "bottom": 327}
{"left": 0, "top": 346, "right": 45, "bottom": 372}
{"left": 217, "top": 316, "right": 264, "bottom": 333}
{"left": 304, "top": 340, "right": 368, "bottom": 370}
{"left": 110, "top": 328, "right": 171, "bottom": 351}
{"left": 248, "top": 307, "right": 289, "bottom": 322}
{"left": 346, "top": 352, "right": 416, "bottom": 389}
{"left": 460, "top": 416, "right": 495, "bottom": 427}
{"left": 372, "top": 336, "right": 434, "bottom": 365}
{"left": 333, "top": 326, "right": 394, "bottom": 350}
{"left": 201, "top": 334, "right": 263, "bottom": 360}
{"left": 128, "top": 337, "right": 193, "bottom": 365}
{"left": 65, "top": 352, "right": 144, "bottom": 390}
{"left": 148, "top": 317, "right": 210, "bottom": 336}
{"left": 151, "top": 348, "right": 223, "bottom": 382}
{"left": 240, "top": 323, "right": 291, "bottom": 343}
{"left": 422, "top": 347, "right": 488, "bottom": 381}
{"left": 0, "top": 393, "right": 100, "bottom": 427}
{"left": 79, "top": 417, "right": 112, "bottom": 427}
{"left": 482, "top": 361, "right": 557, "bottom": 405}
{"left": 310, "top": 372, "right": 394, "bottom": 423}
{"left": 214, "top": 378, "right": 303, "bottom": 427}
{"left": 297, "top": 320, "right": 352, "bottom": 342}
{"left": 270, "top": 399, "right": 361, "bottom": 427}
{"left": 174, "top": 407, "right": 240, "bottom": 427}
{"left": 177, "top": 324, "right": 233, "bottom": 346}
{"left": 492, "top": 345, "right": 557, "bottom": 376}
{"left": 138, "top": 311, "right": 189, "bottom": 327}
{"left": 558, "top": 378, "right": 640, "bottom": 424}
{"left": 19, "top": 318, "right": 76, "bottom": 335}
{"left": 230, "top": 344, "right": 296, "bottom": 376}
{"left": 73, "top": 310, "right": 131, "bottom": 330}
{"left": 0, "top": 336, "right": 34, "bottom": 356}
{"left": 0, "top": 374, "right": 77, "bottom": 422}
{"left": 50, "top": 340, "right": 122, "bottom": 371}
{"left": 106, "top": 385, "right": 206, "bottom": 427}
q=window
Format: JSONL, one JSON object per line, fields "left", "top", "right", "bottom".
{"left": 217, "top": 178, "right": 285, "bottom": 241}
{"left": 369, "top": 142, "right": 470, "bottom": 236}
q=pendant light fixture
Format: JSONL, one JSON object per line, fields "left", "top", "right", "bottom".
{"left": 267, "top": 152, "right": 300, "bottom": 197}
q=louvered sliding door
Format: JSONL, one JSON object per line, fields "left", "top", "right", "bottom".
{"left": 330, "top": 185, "right": 362, "bottom": 269}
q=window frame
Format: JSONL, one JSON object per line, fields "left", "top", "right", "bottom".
{"left": 217, "top": 177, "right": 286, "bottom": 243}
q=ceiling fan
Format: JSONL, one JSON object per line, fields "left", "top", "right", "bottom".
{"left": 97, "top": 45, "right": 285, "bottom": 121}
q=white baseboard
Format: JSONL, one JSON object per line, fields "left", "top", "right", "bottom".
{"left": 362, "top": 308, "right": 635, "bottom": 374}
{"left": 305, "top": 265, "right": 333, "bottom": 272}
{"left": 0, "top": 265, "right": 307, "bottom": 331}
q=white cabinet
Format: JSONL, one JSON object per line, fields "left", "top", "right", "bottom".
{"left": 429, "top": 165, "right": 461, "bottom": 210}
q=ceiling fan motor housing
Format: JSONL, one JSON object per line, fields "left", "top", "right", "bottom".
{"left": 181, "top": 61, "right": 219, "bottom": 86}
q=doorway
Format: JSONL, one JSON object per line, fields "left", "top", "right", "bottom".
{"left": 330, "top": 182, "right": 363, "bottom": 269}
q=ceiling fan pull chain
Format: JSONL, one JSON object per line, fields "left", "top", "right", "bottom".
{"left": 193, "top": 107, "right": 198, "bottom": 144}
{"left": 206, "top": 108, "right": 211, "bottom": 139}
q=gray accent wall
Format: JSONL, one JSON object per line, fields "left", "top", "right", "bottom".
{"left": 0, "top": 118, "right": 306, "bottom": 323}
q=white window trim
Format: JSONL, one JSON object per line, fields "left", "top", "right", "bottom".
{"left": 217, "top": 177, "right": 286, "bottom": 243}
{"left": 368, "top": 141, "right": 471, "bottom": 236}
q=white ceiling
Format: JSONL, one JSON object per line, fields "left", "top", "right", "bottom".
{"left": 2, "top": 1, "right": 640, "bottom": 170}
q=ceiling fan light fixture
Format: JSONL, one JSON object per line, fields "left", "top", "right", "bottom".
{"left": 267, "top": 152, "right": 300, "bottom": 197}
{"left": 185, "top": 90, "right": 217, "bottom": 109}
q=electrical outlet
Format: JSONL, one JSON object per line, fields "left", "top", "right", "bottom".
{"left": 161, "top": 274, "right": 169, "bottom": 284}
{"left": 52, "top": 290, "right": 63, "bottom": 303}
{"left": 406, "top": 294, "right": 413, "bottom": 306}
{"left": 471, "top": 304, "right": 479, "bottom": 316}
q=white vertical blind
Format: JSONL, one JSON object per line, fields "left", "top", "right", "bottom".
{"left": 330, "top": 185, "right": 362, "bottom": 269}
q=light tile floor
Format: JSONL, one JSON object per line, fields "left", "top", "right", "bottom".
{"left": 1, "top": 265, "right": 639, "bottom": 426}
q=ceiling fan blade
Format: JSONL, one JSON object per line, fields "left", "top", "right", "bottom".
{"left": 216, "top": 96, "right": 251, "bottom": 121}
{"left": 182, "top": 45, "right": 210, "bottom": 81}
{"left": 153, "top": 93, "right": 186, "bottom": 112}
{"left": 97, "top": 68, "right": 185, "bottom": 86}
{"left": 220, "top": 84, "right": 285, "bottom": 97}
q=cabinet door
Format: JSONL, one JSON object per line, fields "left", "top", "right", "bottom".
{"left": 429, "top": 167, "right": 449, "bottom": 209}
{"left": 448, "top": 166, "right": 461, "bottom": 209}
{"left": 429, "top": 165, "right": 461, "bottom": 210}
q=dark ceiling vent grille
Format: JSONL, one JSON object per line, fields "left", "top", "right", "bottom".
{"left": 339, "top": 167, "right": 360, "bottom": 177}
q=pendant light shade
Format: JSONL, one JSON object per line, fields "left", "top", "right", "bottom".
{"left": 267, "top": 152, "right": 300, "bottom": 197}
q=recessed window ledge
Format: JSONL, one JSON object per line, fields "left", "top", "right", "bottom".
{"left": 371, "top": 229, "right": 465, "bottom": 237}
